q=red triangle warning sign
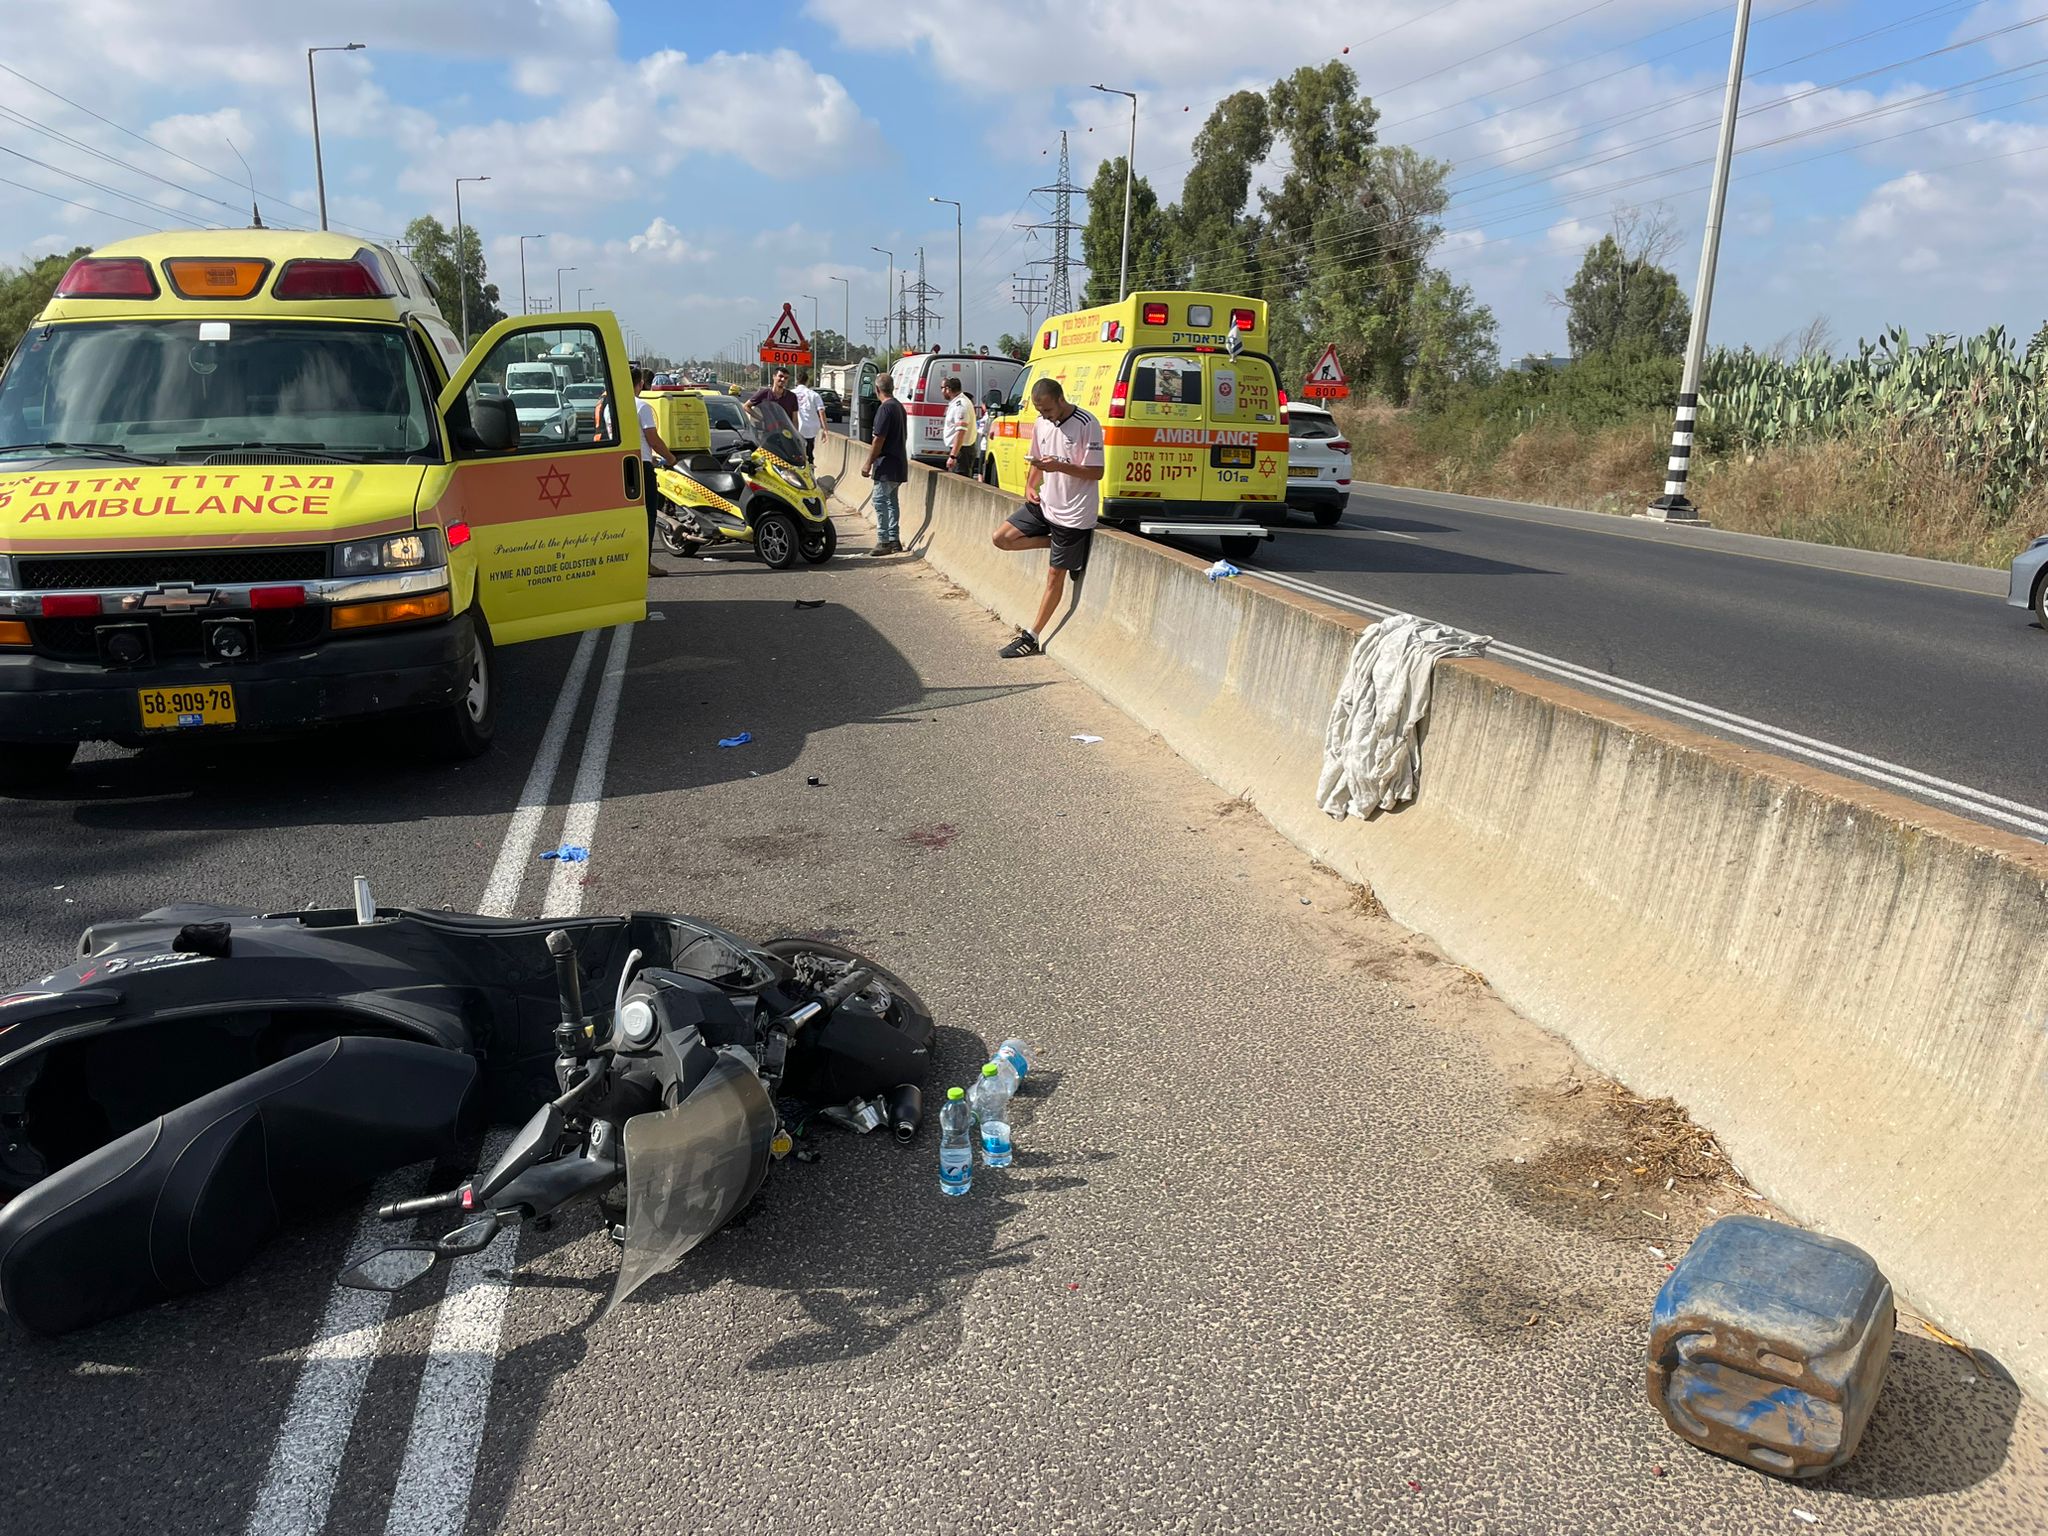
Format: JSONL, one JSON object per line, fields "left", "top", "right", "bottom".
{"left": 763, "top": 303, "right": 808, "bottom": 350}
{"left": 1307, "top": 344, "right": 1346, "bottom": 384}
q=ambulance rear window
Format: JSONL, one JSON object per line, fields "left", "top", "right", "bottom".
{"left": 1130, "top": 355, "right": 1199, "bottom": 405}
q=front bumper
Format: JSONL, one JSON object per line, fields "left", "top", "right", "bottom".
{"left": 2008, "top": 539, "right": 2048, "bottom": 609}
{"left": 0, "top": 617, "right": 474, "bottom": 745}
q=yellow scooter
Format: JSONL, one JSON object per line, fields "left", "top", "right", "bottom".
{"left": 652, "top": 397, "right": 834, "bottom": 569}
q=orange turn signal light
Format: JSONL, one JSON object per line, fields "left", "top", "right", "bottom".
{"left": 0, "top": 620, "right": 29, "bottom": 646}
{"left": 329, "top": 591, "right": 453, "bottom": 630}
{"left": 163, "top": 258, "right": 271, "bottom": 299}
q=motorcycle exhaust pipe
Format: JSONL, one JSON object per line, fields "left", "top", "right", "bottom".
{"left": 886, "top": 1083, "right": 922, "bottom": 1144}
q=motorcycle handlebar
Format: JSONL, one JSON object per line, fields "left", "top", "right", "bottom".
{"left": 377, "top": 1187, "right": 468, "bottom": 1222}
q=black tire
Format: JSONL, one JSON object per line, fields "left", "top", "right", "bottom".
{"left": 658, "top": 515, "right": 702, "bottom": 558}
{"left": 0, "top": 741, "right": 76, "bottom": 795}
{"left": 2036, "top": 572, "right": 2048, "bottom": 629}
{"left": 430, "top": 616, "right": 496, "bottom": 761}
{"left": 1312, "top": 505, "right": 1343, "bottom": 528}
{"left": 756, "top": 511, "right": 799, "bottom": 570}
{"left": 798, "top": 518, "right": 838, "bottom": 564}
{"left": 1220, "top": 534, "right": 1263, "bottom": 562}
{"left": 982, "top": 458, "right": 1000, "bottom": 491}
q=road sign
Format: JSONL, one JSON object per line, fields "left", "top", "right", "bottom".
{"left": 1304, "top": 343, "right": 1349, "bottom": 400}
{"left": 759, "top": 303, "right": 812, "bottom": 367}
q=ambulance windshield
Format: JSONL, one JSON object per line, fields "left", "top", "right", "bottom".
{"left": 0, "top": 320, "right": 435, "bottom": 463}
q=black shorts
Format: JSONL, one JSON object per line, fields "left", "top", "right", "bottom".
{"left": 1008, "top": 502, "right": 1094, "bottom": 573}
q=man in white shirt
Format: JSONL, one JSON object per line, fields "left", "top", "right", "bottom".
{"left": 609, "top": 367, "right": 675, "bottom": 578}
{"left": 793, "top": 371, "right": 825, "bottom": 465}
{"left": 941, "top": 376, "right": 978, "bottom": 477}
{"left": 991, "top": 376, "right": 1104, "bottom": 657}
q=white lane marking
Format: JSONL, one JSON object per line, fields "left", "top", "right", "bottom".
{"left": 478, "top": 629, "right": 602, "bottom": 918}
{"left": 383, "top": 622, "right": 636, "bottom": 1535}
{"left": 1366, "top": 526, "right": 1420, "bottom": 541}
{"left": 542, "top": 624, "right": 634, "bottom": 919}
{"left": 243, "top": 1170, "right": 422, "bottom": 1536}
{"left": 247, "top": 631, "right": 609, "bottom": 1536}
{"left": 1253, "top": 567, "right": 2048, "bottom": 842}
{"left": 380, "top": 1131, "right": 516, "bottom": 1536}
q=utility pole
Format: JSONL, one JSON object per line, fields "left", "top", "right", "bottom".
{"left": 870, "top": 246, "right": 894, "bottom": 352}
{"left": 453, "top": 175, "right": 489, "bottom": 349}
{"left": 1020, "top": 132, "right": 1085, "bottom": 316}
{"left": 930, "top": 196, "right": 963, "bottom": 351}
{"left": 1643, "top": 0, "right": 1752, "bottom": 526}
{"left": 556, "top": 266, "right": 575, "bottom": 316}
{"left": 307, "top": 44, "right": 364, "bottom": 232}
{"left": 1010, "top": 272, "right": 1049, "bottom": 339}
{"left": 905, "top": 249, "right": 941, "bottom": 353}
{"left": 1092, "top": 85, "right": 1138, "bottom": 299}
{"left": 829, "top": 274, "right": 850, "bottom": 361}
{"left": 517, "top": 234, "right": 543, "bottom": 315}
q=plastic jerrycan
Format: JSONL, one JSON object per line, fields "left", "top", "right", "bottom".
{"left": 1648, "top": 1215, "right": 1894, "bottom": 1479}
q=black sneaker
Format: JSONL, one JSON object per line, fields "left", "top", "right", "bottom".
{"left": 867, "top": 540, "right": 900, "bottom": 558}
{"left": 998, "top": 629, "right": 1041, "bottom": 658}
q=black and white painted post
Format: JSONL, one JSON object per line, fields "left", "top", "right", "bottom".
{"left": 1642, "top": 0, "right": 1753, "bottom": 525}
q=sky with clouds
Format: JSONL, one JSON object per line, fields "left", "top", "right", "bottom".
{"left": 2, "top": 0, "right": 2044, "bottom": 369}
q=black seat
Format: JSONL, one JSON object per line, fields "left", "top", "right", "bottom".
{"left": 0, "top": 1037, "right": 476, "bottom": 1335}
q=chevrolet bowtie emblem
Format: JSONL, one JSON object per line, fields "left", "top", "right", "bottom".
{"left": 137, "top": 582, "right": 215, "bottom": 612}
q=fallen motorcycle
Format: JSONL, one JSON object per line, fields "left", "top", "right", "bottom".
{"left": 0, "top": 882, "right": 931, "bottom": 1333}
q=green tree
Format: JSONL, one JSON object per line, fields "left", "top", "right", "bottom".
{"left": 402, "top": 215, "right": 505, "bottom": 339}
{"left": 996, "top": 332, "right": 1028, "bottom": 358}
{"left": 1174, "top": 91, "right": 1273, "bottom": 296}
{"left": 1, "top": 247, "right": 90, "bottom": 356}
{"left": 1562, "top": 234, "right": 1689, "bottom": 359}
{"left": 1081, "top": 158, "right": 1175, "bottom": 304}
{"left": 1400, "top": 270, "right": 1499, "bottom": 408}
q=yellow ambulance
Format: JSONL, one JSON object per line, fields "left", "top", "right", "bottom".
{"left": 982, "top": 292, "right": 1286, "bottom": 557}
{"left": 0, "top": 229, "right": 648, "bottom": 786}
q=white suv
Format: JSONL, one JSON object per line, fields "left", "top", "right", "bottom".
{"left": 1283, "top": 401, "right": 1352, "bottom": 526}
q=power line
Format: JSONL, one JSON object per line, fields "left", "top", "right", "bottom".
{"left": 0, "top": 142, "right": 221, "bottom": 227}
{"left": 0, "top": 173, "right": 161, "bottom": 232}
{"left": 0, "top": 104, "right": 251, "bottom": 219}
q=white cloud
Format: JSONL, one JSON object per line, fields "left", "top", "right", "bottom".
{"left": 614, "top": 217, "right": 711, "bottom": 263}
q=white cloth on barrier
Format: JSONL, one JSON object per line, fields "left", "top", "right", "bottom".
{"left": 1316, "top": 613, "right": 1491, "bottom": 819}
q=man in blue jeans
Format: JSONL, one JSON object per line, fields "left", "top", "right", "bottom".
{"left": 860, "top": 371, "right": 908, "bottom": 556}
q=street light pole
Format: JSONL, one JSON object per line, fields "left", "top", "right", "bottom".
{"left": 870, "top": 246, "right": 894, "bottom": 353}
{"left": 829, "top": 275, "right": 850, "bottom": 361}
{"left": 929, "top": 197, "right": 962, "bottom": 351}
{"left": 802, "top": 294, "right": 819, "bottom": 356}
{"left": 1643, "top": 0, "right": 1753, "bottom": 525}
{"left": 556, "top": 266, "right": 576, "bottom": 316}
{"left": 453, "top": 175, "right": 489, "bottom": 349}
{"left": 1092, "top": 85, "right": 1137, "bottom": 298}
{"left": 517, "top": 234, "right": 543, "bottom": 315}
{"left": 306, "top": 43, "right": 365, "bottom": 232}
{"left": 577, "top": 287, "right": 593, "bottom": 310}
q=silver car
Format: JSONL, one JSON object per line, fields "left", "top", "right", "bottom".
{"left": 2009, "top": 536, "right": 2048, "bottom": 627}
{"left": 562, "top": 382, "right": 607, "bottom": 439}
{"left": 511, "top": 389, "right": 576, "bottom": 444}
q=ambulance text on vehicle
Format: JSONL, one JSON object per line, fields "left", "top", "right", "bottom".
{"left": 0, "top": 228, "right": 649, "bottom": 786}
{"left": 982, "top": 293, "right": 1287, "bottom": 534}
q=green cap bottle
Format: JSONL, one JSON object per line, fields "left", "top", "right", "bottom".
{"left": 947, "top": 1086, "right": 965, "bottom": 1101}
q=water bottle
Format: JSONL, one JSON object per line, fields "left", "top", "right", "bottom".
{"left": 970, "top": 1062, "right": 1014, "bottom": 1168}
{"left": 937, "top": 1087, "right": 973, "bottom": 1198}
{"left": 991, "top": 1037, "right": 1035, "bottom": 1094}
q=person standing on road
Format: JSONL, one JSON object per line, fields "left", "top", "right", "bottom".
{"left": 941, "top": 376, "right": 978, "bottom": 477}
{"left": 747, "top": 367, "right": 801, "bottom": 437}
{"left": 861, "top": 372, "right": 908, "bottom": 557}
{"left": 992, "top": 377, "right": 1102, "bottom": 657}
{"left": 793, "top": 370, "right": 825, "bottom": 465}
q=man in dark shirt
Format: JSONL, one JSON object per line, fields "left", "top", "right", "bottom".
{"left": 861, "top": 372, "right": 908, "bottom": 556}
{"left": 746, "top": 367, "right": 801, "bottom": 436}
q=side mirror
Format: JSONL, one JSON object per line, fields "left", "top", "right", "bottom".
{"left": 339, "top": 1244, "right": 440, "bottom": 1292}
{"left": 452, "top": 393, "right": 521, "bottom": 454}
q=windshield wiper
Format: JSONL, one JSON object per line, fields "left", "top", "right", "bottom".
{"left": 0, "top": 441, "right": 161, "bottom": 464}
{"left": 176, "top": 440, "right": 351, "bottom": 461}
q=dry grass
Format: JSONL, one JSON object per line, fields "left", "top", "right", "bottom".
{"left": 1339, "top": 406, "right": 2044, "bottom": 567}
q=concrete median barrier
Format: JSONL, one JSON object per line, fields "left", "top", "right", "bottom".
{"left": 824, "top": 445, "right": 2048, "bottom": 1400}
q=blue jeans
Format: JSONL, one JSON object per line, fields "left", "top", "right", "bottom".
{"left": 873, "top": 476, "right": 903, "bottom": 544}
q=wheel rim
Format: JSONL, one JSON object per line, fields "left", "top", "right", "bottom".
{"left": 760, "top": 520, "right": 792, "bottom": 563}
{"left": 465, "top": 638, "right": 490, "bottom": 724}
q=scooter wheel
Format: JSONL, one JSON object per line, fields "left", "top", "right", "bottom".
{"left": 756, "top": 511, "right": 800, "bottom": 569}
{"left": 798, "top": 519, "right": 837, "bottom": 564}
{"left": 659, "top": 523, "right": 701, "bottom": 557}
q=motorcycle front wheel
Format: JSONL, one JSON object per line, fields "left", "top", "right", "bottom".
{"left": 756, "top": 511, "right": 800, "bottom": 569}
{"left": 798, "top": 519, "right": 837, "bottom": 564}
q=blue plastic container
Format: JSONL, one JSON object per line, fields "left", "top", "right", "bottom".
{"left": 1649, "top": 1215, "right": 1894, "bottom": 1479}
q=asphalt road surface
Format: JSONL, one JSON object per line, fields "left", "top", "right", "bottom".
{"left": 2, "top": 529, "right": 2042, "bottom": 1535}
{"left": 1233, "top": 485, "right": 2047, "bottom": 841}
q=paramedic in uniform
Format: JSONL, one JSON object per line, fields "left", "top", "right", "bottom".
{"left": 993, "top": 377, "right": 1103, "bottom": 658}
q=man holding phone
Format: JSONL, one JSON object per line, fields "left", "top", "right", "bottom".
{"left": 992, "top": 376, "right": 1104, "bottom": 658}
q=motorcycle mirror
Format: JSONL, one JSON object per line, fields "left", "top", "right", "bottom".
{"left": 338, "top": 1244, "right": 441, "bottom": 1292}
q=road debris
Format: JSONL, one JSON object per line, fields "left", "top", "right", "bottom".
{"left": 539, "top": 845, "right": 588, "bottom": 863}
{"left": 718, "top": 732, "right": 753, "bottom": 748}
{"left": 1206, "top": 559, "right": 1241, "bottom": 581}
{"left": 807, "top": 775, "right": 824, "bottom": 786}
{"left": 1071, "top": 734, "right": 1104, "bottom": 745}
{"left": 1793, "top": 1512, "right": 1818, "bottom": 1525}
{"left": 793, "top": 599, "right": 825, "bottom": 610}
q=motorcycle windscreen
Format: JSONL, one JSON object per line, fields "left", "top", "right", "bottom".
{"left": 607, "top": 1052, "right": 773, "bottom": 1314}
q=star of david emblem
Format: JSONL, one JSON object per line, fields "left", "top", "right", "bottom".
{"left": 535, "top": 465, "right": 572, "bottom": 509}
{"left": 1258, "top": 456, "right": 1277, "bottom": 476}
